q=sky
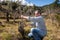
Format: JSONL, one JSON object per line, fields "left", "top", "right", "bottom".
{"left": 26, "top": 0, "right": 55, "bottom": 6}
{"left": 0, "top": 0, "right": 55, "bottom": 6}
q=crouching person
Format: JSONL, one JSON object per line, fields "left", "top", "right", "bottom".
{"left": 21, "top": 10, "right": 47, "bottom": 40}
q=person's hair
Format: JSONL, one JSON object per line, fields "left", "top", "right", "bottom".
{"left": 35, "top": 10, "right": 41, "bottom": 15}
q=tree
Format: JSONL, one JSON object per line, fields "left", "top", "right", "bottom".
{"left": 51, "top": 0, "right": 60, "bottom": 8}
{"left": 10, "top": 2, "right": 19, "bottom": 10}
{"left": 6, "top": 12, "right": 9, "bottom": 22}
{"left": 9, "top": 2, "right": 19, "bottom": 22}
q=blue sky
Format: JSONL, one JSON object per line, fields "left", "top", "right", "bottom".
{"left": 26, "top": 0, "right": 55, "bottom": 6}
{"left": 0, "top": 0, "right": 55, "bottom": 6}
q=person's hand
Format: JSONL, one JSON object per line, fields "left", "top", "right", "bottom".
{"left": 21, "top": 15, "right": 28, "bottom": 19}
{"left": 21, "top": 15, "right": 24, "bottom": 18}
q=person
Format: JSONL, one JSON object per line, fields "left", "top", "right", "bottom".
{"left": 21, "top": 10, "right": 47, "bottom": 40}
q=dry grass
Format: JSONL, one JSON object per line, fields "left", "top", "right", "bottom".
{"left": 0, "top": 19, "right": 60, "bottom": 40}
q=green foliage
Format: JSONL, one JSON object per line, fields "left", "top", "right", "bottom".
{"left": 51, "top": 0, "right": 60, "bottom": 8}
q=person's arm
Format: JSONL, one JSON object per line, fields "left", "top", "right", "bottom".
{"left": 21, "top": 15, "right": 29, "bottom": 19}
{"left": 21, "top": 15, "right": 42, "bottom": 22}
{"left": 21, "top": 15, "right": 37, "bottom": 20}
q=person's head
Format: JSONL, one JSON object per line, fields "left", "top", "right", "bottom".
{"left": 34, "top": 10, "right": 41, "bottom": 17}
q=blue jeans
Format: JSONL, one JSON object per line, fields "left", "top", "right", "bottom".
{"left": 28, "top": 28, "right": 44, "bottom": 40}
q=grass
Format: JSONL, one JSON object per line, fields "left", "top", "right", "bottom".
{"left": 0, "top": 17, "right": 60, "bottom": 40}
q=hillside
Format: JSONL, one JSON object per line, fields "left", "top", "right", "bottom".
{"left": 0, "top": 0, "right": 60, "bottom": 40}
{"left": 0, "top": 14, "right": 60, "bottom": 40}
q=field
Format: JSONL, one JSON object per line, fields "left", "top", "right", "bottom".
{"left": 0, "top": 0, "right": 60, "bottom": 40}
{"left": 0, "top": 18, "right": 60, "bottom": 40}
